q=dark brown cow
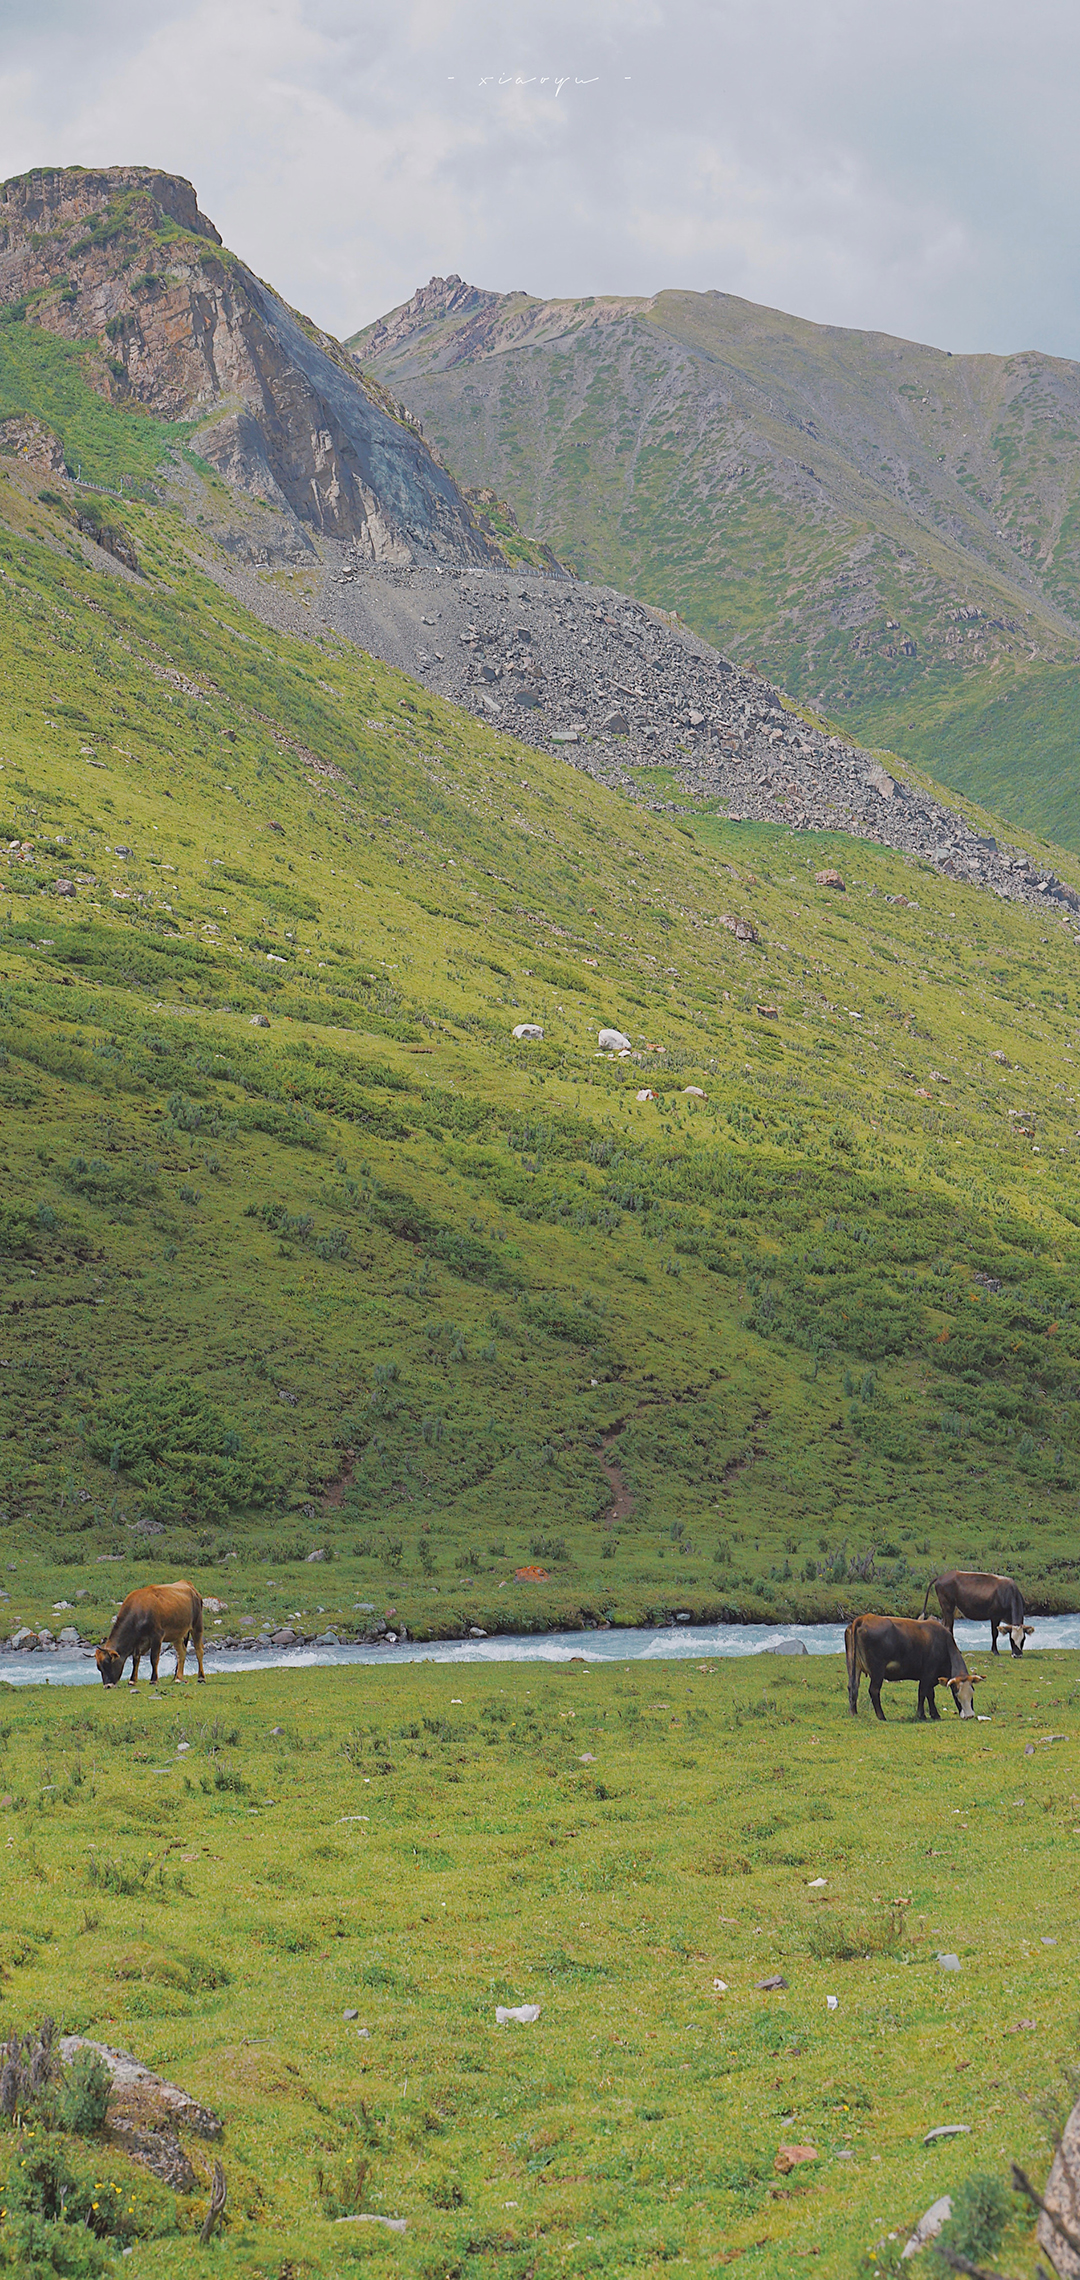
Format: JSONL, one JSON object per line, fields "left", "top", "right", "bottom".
{"left": 922, "top": 1569, "right": 1033, "bottom": 1657}
{"left": 846, "top": 1613, "right": 981, "bottom": 1721}
{"left": 95, "top": 1581, "right": 205, "bottom": 1687}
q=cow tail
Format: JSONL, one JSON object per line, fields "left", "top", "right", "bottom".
{"left": 921, "top": 1577, "right": 934, "bottom": 1618}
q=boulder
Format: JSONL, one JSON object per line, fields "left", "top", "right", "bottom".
{"left": 815, "top": 869, "right": 846, "bottom": 890}
{"left": 250, "top": 1014, "right": 270, "bottom": 1028}
{"left": 512, "top": 1023, "right": 544, "bottom": 1040}
{"left": 683, "top": 1085, "right": 706, "bottom": 1097}
{"left": 10, "top": 1628, "right": 38, "bottom": 1650}
{"left": 767, "top": 1638, "right": 808, "bottom": 1655}
{"left": 305, "top": 1548, "right": 327, "bottom": 1562}
{"left": 1038, "top": 2091, "right": 1080, "bottom": 2276}
{"left": 270, "top": 1626, "right": 298, "bottom": 1646}
{"left": 57, "top": 1627, "right": 80, "bottom": 1648}
{"left": 598, "top": 1027, "right": 632, "bottom": 1051}
{"left": 57, "top": 2037, "right": 222, "bottom": 2191}
{"left": 56, "top": 878, "right": 76, "bottom": 897}
{"left": 600, "top": 710, "right": 629, "bottom": 735}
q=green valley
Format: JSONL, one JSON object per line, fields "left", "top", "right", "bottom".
{"left": 2, "top": 420, "right": 1080, "bottom": 1637}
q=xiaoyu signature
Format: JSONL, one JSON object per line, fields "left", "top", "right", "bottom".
{"left": 467, "top": 75, "right": 606, "bottom": 95}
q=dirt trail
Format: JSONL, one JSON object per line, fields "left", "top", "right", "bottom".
{"left": 597, "top": 1426, "right": 634, "bottom": 1529}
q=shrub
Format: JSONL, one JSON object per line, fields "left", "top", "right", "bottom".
{"left": 934, "top": 2171, "right": 1012, "bottom": 2266}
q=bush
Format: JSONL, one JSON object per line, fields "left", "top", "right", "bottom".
{"left": 934, "top": 2171, "right": 1012, "bottom": 2265}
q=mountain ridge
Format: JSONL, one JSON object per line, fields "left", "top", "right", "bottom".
{"left": 351, "top": 273, "right": 1080, "bottom": 846}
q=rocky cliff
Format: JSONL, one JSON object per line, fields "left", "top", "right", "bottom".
{"left": 0, "top": 168, "right": 501, "bottom": 564}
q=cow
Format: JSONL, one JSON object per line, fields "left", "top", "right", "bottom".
{"left": 922, "top": 1569, "right": 1033, "bottom": 1657}
{"left": 95, "top": 1581, "right": 205, "bottom": 1687}
{"left": 846, "top": 1613, "right": 981, "bottom": 1721}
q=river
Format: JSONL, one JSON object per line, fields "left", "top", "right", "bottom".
{"left": 3, "top": 1614, "right": 1080, "bottom": 1687}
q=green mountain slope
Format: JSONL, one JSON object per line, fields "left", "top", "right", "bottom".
{"left": 3, "top": 327, "right": 1080, "bottom": 1642}
{"left": 352, "top": 280, "right": 1080, "bottom": 848}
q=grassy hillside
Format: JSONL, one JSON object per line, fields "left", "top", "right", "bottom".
{"left": 3, "top": 366, "right": 1080, "bottom": 1636}
{"left": 353, "top": 286, "right": 1080, "bottom": 849}
{"left": 0, "top": 1655, "right": 1074, "bottom": 2276}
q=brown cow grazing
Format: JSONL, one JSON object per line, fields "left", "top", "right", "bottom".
{"left": 846, "top": 1614, "right": 981, "bottom": 1722}
{"left": 922, "top": 1569, "right": 1033, "bottom": 1657}
{"left": 95, "top": 1581, "right": 205, "bottom": 1687}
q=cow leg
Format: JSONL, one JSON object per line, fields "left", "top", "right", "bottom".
{"left": 922, "top": 1683, "right": 940, "bottom": 1721}
{"left": 991, "top": 1621, "right": 1000, "bottom": 1655}
{"left": 149, "top": 1636, "right": 161, "bottom": 1685}
{"left": 848, "top": 1666, "right": 861, "bottom": 1717}
{"left": 129, "top": 1653, "right": 140, "bottom": 1685}
{"left": 174, "top": 1630, "right": 187, "bottom": 1682}
{"left": 869, "top": 1679, "right": 886, "bottom": 1721}
{"left": 191, "top": 1609, "right": 206, "bottom": 1683}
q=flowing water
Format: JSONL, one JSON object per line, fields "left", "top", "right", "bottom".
{"left": 3, "top": 1614, "right": 1080, "bottom": 1688}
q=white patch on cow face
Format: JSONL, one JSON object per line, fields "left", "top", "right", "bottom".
{"left": 951, "top": 1677, "right": 976, "bottom": 1718}
{"left": 1009, "top": 1626, "right": 1029, "bottom": 1651}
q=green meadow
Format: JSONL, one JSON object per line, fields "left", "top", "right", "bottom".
{"left": 3, "top": 423, "right": 1080, "bottom": 1637}
{"left": 1, "top": 1652, "right": 1077, "bottom": 2277}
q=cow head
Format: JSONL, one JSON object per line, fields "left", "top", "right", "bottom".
{"left": 1007, "top": 1624, "right": 1034, "bottom": 1656}
{"left": 942, "top": 1672, "right": 981, "bottom": 1719}
{"left": 95, "top": 1645, "right": 124, "bottom": 1687}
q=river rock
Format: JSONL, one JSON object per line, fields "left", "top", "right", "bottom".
{"left": 767, "top": 1638, "right": 808, "bottom": 1655}
{"left": 270, "top": 1626, "right": 298, "bottom": 1646}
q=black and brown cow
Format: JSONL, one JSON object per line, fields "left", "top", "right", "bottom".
{"left": 922, "top": 1569, "right": 1033, "bottom": 1657}
{"left": 95, "top": 1581, "right": 205, "bottom": 1686}
{"left": 846, "top": 1613, "right": 981, "bottom": 1721}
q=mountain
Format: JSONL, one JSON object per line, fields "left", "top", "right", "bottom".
{"left": 352, "top": 276, "right": 1080, "bottom": 849}
{"left": 0, "top": 168, "right": 525, "bottom": 568}
{"left": 2, "top": 171, "right": 1080, "bottom": 1643}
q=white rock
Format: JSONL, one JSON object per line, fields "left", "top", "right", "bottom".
{"left": 496, "top": 2004, "right": 540, "bottom": 2025}
{"left": 636, "top": 1088, "right": 656, "bottom": 1102}
{"left": 901, "top": 2196, "right": 953, "bottom": 2259}
{"left": 512, "top": 1023, "right": 544, "bottom": 1041}
{"left": 598, "top": 1028, "right": 631, "bottom": 1051}
{"left": 826, "top": 1994, "right": 839, "bottom": 2011}
{"left": 683, "top": 1086, "right": 706, "bottom": 1097}
{"left": 937, "top": 1953, "right": 961, "bottom": 1972}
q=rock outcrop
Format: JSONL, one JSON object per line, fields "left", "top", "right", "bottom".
{"left": 0, "top": 168, "right": 502, "bottom": 565}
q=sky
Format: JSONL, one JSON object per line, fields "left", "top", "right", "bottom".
{"left": 3, "top": 0, "right": 1080, "bottom": 359}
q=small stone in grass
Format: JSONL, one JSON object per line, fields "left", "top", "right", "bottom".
{"left": 937, "top": 1953, "right": 961, "bottom": 1972}
{"left": 775, "top": 2144, "right": 817, "bottom": 2174}
{"left": 923, "top": 2124, "right": 971, "bottom": 2144}
{"left": 826, "top": 1995, "right": 839, "bottom": 2011}
{"left": 756, "top": 1975, "right": 788, "bottom": 1992}
{"left": 343, "top": 2009, "right": 359, "bottom": 2020}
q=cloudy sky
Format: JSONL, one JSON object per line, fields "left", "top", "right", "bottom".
{"left": 3, "top": 0, "right": 1080, "bottom": 357}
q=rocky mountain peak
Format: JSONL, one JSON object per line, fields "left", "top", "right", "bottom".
{"left": 0, "top": 165, "right": 504, "bottom": 567}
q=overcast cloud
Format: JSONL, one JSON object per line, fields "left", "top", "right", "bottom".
{"left": 2, "top": 0, "right": 1079, "bottom": 358}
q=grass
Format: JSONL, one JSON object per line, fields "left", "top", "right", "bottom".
{"left": 0, "top": 1651, "right": 1075, "bottom": 2275}
{"left": 4, "top": 428, "right": 1080, "bottom": 1634}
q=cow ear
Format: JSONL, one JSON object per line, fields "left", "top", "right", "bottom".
{"left": 969, "top": 1672, "right": 983, "bottom": 1683}
{"left": 1023, "top": 1626, "right": 1035, "bottom": 1635}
